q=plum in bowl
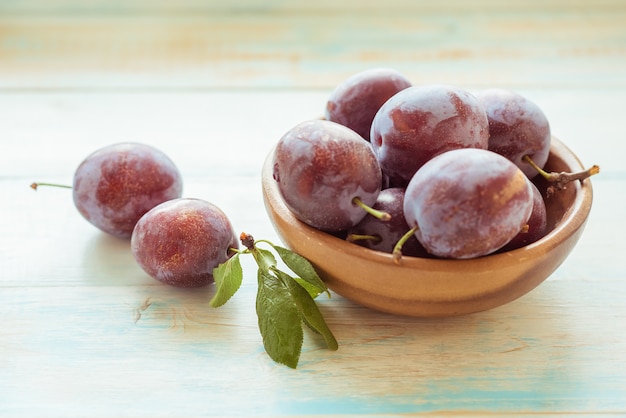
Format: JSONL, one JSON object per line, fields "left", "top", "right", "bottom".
{"left": 261, "top": 137, "right": 593, "bottom": 317}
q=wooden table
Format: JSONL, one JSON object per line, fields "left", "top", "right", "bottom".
{"left": 1, "top": 1, "right": 625, "bottom": 416}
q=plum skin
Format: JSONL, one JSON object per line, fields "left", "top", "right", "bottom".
{"left": 131, "top": 198, "right": 239, "bottom": 288}
{"left": 404, "top": 148, "right": 533, "bottom": 259}
{"left": 72, "top": 142, "right": 183, "bottom": 238}
{"left": 325, "top": 68, "right": 412, "bottom": 141}
{"left": 272, "top": 119, "right": 382, "bottom": 232}
{"left": 370, "top": 84, "right": 490, "bottom": 188}
{"left": 499, "top": 180, "right": 548, "bottom": 252}
{"left": 346, "top": 188, "right": 428, "bottom": 257}
{"left": 475, "top": 88, "right": 551, "bottom": 179}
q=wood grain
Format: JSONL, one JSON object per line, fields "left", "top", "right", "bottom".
{"left": 1, "top": 1, "right": 625, "bottom": 89}
{"left": 1, "top": 1, "right": 625, "bottom": 416}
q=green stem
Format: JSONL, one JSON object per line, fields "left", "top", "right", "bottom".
{"left": 254, "top": 238, "right": 276, "bottom": 248}
{"left": 392, "top": 226, "right": 419, "bottom": 264}
{"left": 346, "top": 233, "right": 381, "bottom": 243}
{"left": 228, "top": 247, "right": 248, "bottom": 255}
{"left": 352, "top": 197, "right": 391, "bottom": 221}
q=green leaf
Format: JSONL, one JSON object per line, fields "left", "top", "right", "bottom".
{"left": 253, "top": 247, "right": 277, "bottom": 273}
{"left": 278, "top": 270, "right": 339, "bottom": 351}
{"left": 209, "top": 254, "right": 243, "bottom": 308}
{"left": 256, "top": 269, "right": 303, "bottom": 369}
{"left": 300, "top": 314, "right": 321, "bottom": 336}
{"left": 292, "top": 276, "right": 325, "bottom": 299}
{"left": 270, "top": 244, "right": 329, "bottom": 297}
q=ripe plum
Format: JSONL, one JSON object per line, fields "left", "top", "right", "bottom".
{"left": 370, "top": 84, "right": 489, "bottom": 187}
{"left": 325, "top": 68, "right": 412, "bottom": 141}
{"left": 403, "top": 148, "right": 533, "bottom": 259}
{"left": 347, "top": 188, "right": 428, "bottom": 257}
{"left": 499, "top": 180, "right": 548, "bottom": 252}
{"left": 272, "top": 119, "right": 382, "bottom": 232}
{"left": 131, "top": 198, "right": 239, "bottom": 288}
{"left": 475, "top": 88, "right": 551, "bottom": 179}
{"left": 73, "top": 142, "right": 183, "bottom": 238}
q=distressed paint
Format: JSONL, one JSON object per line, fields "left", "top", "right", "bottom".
{"left": 1, "top": 1, "right": 625, "bottom": 416}
{"left": 0, "top": 2, "right": 625, "bottom": 89}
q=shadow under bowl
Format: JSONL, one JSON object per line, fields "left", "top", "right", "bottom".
{"left": 262, "top": 137, "right": 593, "bottom": 317}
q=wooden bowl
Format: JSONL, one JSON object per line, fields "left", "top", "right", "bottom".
{"left": 261, "top": 137, "right": 593, "bottom": 317}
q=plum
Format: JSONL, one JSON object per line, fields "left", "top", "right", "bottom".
{"left": 499, "top": 180, "right": 548, "bottom": 252}
{"left": 403, "top": 148, "right": 533, "bottom": 259}
{"left": 370, "top": 84, "right": 489, "bottom": 187}
{"left": 325, "top": 68, "right": 412, "bottom": 141}
{"left": 272, "top": 119, "right": 383, "bottom": 232}
{"left": 131, "top": 198, "right": 239, "bottom": 288}
{"left": 475, "top": 88, "right": 551, "bottom": 179}
{"left": 72, "top": 142, "right": 183, "bottom": 238}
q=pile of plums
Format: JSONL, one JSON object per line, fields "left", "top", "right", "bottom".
{"left": 38, "top": 66, "right": 583, "bottom": 288}
{"left": 36, "top": 142, "right": 239, "bottom": 288}
{"left": 272, "top": 68, "right": 556, "bottom": 260}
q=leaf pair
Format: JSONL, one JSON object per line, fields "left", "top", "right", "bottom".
{"left": 210, "top": 234, "right": 338, "bottom": 368}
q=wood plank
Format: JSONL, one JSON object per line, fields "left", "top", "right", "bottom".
{"left": 0, "top": 0, "right": 624, "bottom": 15}
{"left": 1, "top": 2, "right": 625, "bottom": 415}
{"left": 1, "top": 90, "right": 623, "bottom": 416}
{"left": 1, "top": 279, "right": 625, "bottom": 416}
{"left": 1, "top": 5, "right": 625, "bottom": 89}
{"left": 0, "top": 89, "right": 618, "bottom": 178}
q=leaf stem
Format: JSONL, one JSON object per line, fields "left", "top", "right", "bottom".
{"left": 211, "top": 231, "right": 338, "bottom": 368}
{"left": 253, "top": 238, "right": 276, "bottom": 248}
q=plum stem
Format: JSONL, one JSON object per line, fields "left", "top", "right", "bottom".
{"left": 392, "top": 226, "right": 419, "bottom": 264}
{"left": 30, "top": 182, "right": 72, "bottom": 191}
{"left": 228, "top": 247, "right": 247, "bottom": 255}
{"left": 352, "top": 197, "right": 391, "bottom": 221}
{"left": 346, "top": 233, "right": 382, "bottom": 243}
{"left": 523, "top": 155, "right": 600, "bottom": 192}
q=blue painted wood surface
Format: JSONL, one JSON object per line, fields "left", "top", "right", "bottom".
{"left": 0, "top": 1, "right": 625, "bottom": 416}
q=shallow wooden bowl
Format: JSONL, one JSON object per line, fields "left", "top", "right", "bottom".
{"left": 261, "top": 137, "right": 593, "bottom": 317}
